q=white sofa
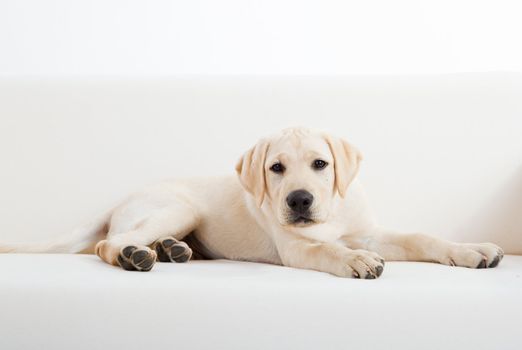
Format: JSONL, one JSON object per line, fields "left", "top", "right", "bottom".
{"left": 0, "top": 73, "right": 521, "bottom": 349}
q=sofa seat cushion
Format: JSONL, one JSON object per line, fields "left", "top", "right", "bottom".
{"left": 0, "top": 254, "right": 520, "bottom": 350}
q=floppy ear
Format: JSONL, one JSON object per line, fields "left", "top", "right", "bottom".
{"left": 323, "top": 134, "right": 363, "bottom": 198}
{"left": 235, "top": 139, "right": 270, "bottom": 207}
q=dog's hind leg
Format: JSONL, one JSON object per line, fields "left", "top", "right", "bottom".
{"left": 95, "top": 202, "right": 200, "bottom": 271}
{"left": 152, "top": 236, "right": 193, "bottom": 263}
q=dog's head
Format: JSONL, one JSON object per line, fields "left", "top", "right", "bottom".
{"left": 236, "top": 128, "right": 362, "bottom": 228}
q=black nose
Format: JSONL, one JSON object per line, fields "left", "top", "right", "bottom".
{"left": 286, "top": 190, "right": 314, "bottom": 214}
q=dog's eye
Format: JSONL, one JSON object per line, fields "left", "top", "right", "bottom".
{"left": 312, "top": 159, "right": 328, "bottom": 170}
{"left": 270, "top": 163, "right": 285, "bottom": 173}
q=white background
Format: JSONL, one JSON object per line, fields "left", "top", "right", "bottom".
{"left": 1, "top": 0, "right": 522, "bottom": 76}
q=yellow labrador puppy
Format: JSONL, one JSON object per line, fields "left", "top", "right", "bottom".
{"left": 1, "top": 128, "right": 503, "bottom": 278}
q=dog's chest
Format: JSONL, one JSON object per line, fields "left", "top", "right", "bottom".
{"left": 191, "top": 222, "right": 281, "bottom": 264}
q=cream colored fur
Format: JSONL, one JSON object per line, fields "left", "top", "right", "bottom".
{"left": 0, "top": 128, "right": 504, "bottom": 277}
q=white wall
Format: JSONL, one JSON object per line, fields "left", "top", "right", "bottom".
{"left": 1, "top": 0, "right": 522, "bottom": 76}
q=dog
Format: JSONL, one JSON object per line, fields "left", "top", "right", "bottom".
{"left": 0, "top": 127, "right": 503, "bottom": 278}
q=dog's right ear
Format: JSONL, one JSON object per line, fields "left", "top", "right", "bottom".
{"left": 235, "top": 139, "right": 270, "bottom": 207}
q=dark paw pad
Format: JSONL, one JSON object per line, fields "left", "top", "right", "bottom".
{"left": 153, "top": 237, "right": 193, "bottom": 263}
{"left": 117, "top": 246, "right": 156, "bottom": 272}
{"left": 488, "top": 253, "right": 503, "bottom": 268}
{"left": 476, "top": 258, "right": 487, "bottom": 269}
{"left": 365, "top": 273, "right": 376, "bottom": 279}
{"left": 375, "top": 265, "right": 384, "bottom": 277}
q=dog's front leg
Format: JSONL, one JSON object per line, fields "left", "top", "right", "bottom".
{"left": 340, "top": 227, "right": 504, "bottom": 268}
{"left": 273, "top": 232, "right": 385, "bottom": 278}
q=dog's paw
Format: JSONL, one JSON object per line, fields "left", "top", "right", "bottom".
{"left": 153, "top": 236, "right": 193, "bottom": 263}
{"left": 442, "top": 242, "right": 504, "bottom": 269}
{"left": 117, "top": 246, "right": 157, "bottom": 271}
{"left": 337, "top": 249, "right": 385, "bottom": 279}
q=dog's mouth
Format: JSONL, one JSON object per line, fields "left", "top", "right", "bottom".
{"left": 288, "top": 215, "right": 315, "bottom": 226}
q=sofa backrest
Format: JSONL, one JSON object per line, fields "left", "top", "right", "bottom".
{"left": 1, "top": 73, "right": 521, "bottom": 253}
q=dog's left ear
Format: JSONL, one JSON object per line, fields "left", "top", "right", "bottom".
{"left": 323, "top": 134, "right": 363, "bottom": 198}
{"left": 235, "top": 139, "right": 270, "bottom": 207}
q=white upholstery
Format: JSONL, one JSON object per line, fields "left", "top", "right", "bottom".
{"left": 0, "top": 254, "right": 521, "bottom": 350}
